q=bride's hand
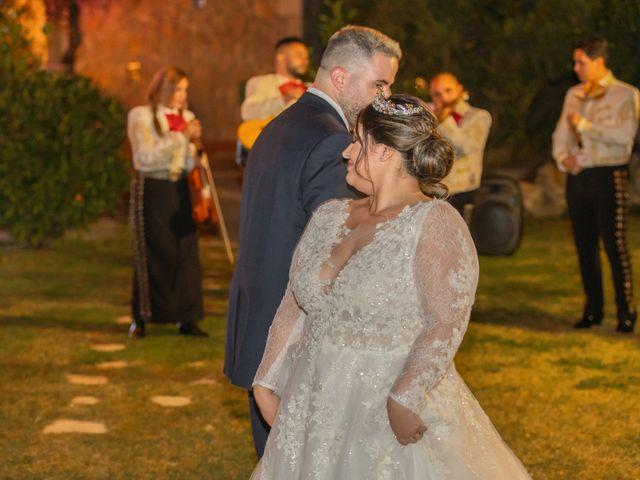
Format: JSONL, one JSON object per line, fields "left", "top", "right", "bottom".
{"left": 253, "top": 385, "right": 280, "bottom": 427}
{"left": 387, "top": 397, "right": 427, "bottom": 445}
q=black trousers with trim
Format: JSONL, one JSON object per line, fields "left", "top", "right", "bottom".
{"left": 131, "top": 175, "right": 204, "bottom": 325}
{"left": 566, "top": 165, "right": 636, "bottom": 321}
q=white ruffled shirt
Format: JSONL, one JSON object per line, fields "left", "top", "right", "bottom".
{"left": 429, "top": 100, "right": 492, "bottom": 194}
{"left": 552, "top": 70, "right": 640, "bottom": 171}
{"left": 127, "top": 105, "right": 197, "bottom": 180}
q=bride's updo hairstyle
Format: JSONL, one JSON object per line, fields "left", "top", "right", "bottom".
{"left": 354, "top": 93, "right": 454, "bottom": 198}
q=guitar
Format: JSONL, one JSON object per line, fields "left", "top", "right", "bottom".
{"left": 237, "top": 79, "right": 307, "bottom": 149}
{"left": 237, "top": 115, "right": 275, "bottom": 150}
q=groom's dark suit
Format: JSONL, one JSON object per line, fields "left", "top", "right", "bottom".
{"left": 224, "top": 91, "right": 357, "bottom": 455}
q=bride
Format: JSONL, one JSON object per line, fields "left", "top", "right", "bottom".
{"left": 250, "top": 93, "right": 531, "bottom": 479}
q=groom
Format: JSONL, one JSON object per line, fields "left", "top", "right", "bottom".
{"left": 225, "top": 25, "right": 401, "bottom": 456}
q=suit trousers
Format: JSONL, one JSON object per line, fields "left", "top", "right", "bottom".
{"left": 249, "top": 390, "right": 270, "bottom": 458}
{"left": 566, "top": 165, "right": 636, "bottom": 321}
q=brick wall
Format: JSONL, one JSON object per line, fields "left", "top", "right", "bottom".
{"left": 29, "top": 0, "right": 304, "bottom": 143}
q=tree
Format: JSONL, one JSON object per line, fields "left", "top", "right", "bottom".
{"left": 316, "top": 0, "right": 640, "bottom": 172}
{"left": 0, "top": 2, "right": 128, "bottom": 245}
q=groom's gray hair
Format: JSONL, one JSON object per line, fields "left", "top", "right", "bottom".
{"left": 319, "top": 25, "right": 401, "bottom": 73}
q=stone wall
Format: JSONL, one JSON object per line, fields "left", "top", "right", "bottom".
{"left": 27, "top": 0, "right": 303, "bottom": 144}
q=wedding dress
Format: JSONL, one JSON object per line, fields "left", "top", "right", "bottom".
{"left": 251, "top": 198, "right": 531, "bottom": 479}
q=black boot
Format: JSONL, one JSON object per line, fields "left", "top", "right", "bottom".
{"left": 128, "top": 320, "right": 146, "bottom": 338}
{"left": 178, "top": 323, "right": 209, "bottom": 337}
{"left": 616, "top": 311, "right": 636, "bottom": 333}
{"left": 573, "top": 313, "right": 602, "bottom": 329}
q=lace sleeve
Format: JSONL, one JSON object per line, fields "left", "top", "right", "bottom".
{"left": 251, "top": 202, "right": 332, "bottom": 392}
{"left": 252, "top": 282, "right": 305, "bottom": 392}
{"left": 389, "top": 202, "right": 479, "bottom": 414}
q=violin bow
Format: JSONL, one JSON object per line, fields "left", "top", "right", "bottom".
{"left": 201, "top": 151, "right": 235, "bottom": 265}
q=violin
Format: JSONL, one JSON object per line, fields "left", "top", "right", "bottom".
{"left": 165, "top": 112, "right": 215, "bottom": 224}
{"left": 189, "top": 141, "right": 218, "bottom": 225}
{"left": 165, "top": 111, "right": 234, "bottom": 264}
{"left": 188, "top": 144, "right": 235, "bottom": 264}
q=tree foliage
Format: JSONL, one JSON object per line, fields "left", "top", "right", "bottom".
{"left": 320, "top": 0, "right": 640, "bottom": 168}
{"left": 319, "top": 0, "right": 357, "bottom": 44}
{"left": 0, "top": 3, "right": 39, "bottom": 70}
{"left": 0, "top": 3, "right": 128, "bottom": 246}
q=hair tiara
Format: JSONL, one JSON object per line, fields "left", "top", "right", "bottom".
{"left": 372, "top": 89, "right": 424, "bottom": 116}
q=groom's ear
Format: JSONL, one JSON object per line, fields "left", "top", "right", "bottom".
{"left": 330, "top": 67, "right": 348, "bottom": 92}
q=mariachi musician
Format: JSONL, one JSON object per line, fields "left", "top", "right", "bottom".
{"left": 429, "top": 72, "right": 492, "bottom": 220}
{"left": 552, "top": 37, "right": 639, "bottom": 333}
{"left": 236, "top": 37, "right": 310, "bottom": 165}
{"left": 127, "top": 66, "right": 209, "bottom": 338}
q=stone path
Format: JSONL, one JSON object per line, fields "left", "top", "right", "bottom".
{"left": 151, "top": 396, "right": 192, "bottom": 407}
{"left": 186, "top": 360, "right": 207, "bottom": 368}
{"left": 96, "top": 360, "right": 129, "bottom": 370}
{"left": 70, "top": 396, "right": 100, "bottom": 406}
{"left": 190, "top": 377, "right": 218, "bottom": 386}
{"left": 42, "top": 315, "right": 205, "bottom": 435}
{"left": 43, "top": 419, "right": 107, "bottom": 434}
{"left": 90, "top": 343, "right": 126, "bottom": 352}
{"left": 65, "top": 374, "right": 108, "bottom": 386}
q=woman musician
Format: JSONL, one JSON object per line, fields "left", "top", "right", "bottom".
{"left": 127, "top": 66, "right": 208, "bottom": 338}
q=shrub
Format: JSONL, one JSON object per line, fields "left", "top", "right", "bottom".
{"left": 0, "top": 4, "right": 129, "bottom": 246}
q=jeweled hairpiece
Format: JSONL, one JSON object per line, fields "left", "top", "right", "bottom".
{"left": 372, "top": 89, "right": 424, "bottom": 116}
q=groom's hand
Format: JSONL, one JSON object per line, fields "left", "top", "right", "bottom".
{"left": 387, "top": 397, "right": 427, "bottom": 445}
{"left": 253, "top": 385, "right": 280, "bottom": 427}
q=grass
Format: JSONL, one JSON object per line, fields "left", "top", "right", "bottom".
{"left": 0, "top": 229, "right": 253, "bottom": 479}
{"left": 1, "top": 214, "right": 639, "bottom": 479}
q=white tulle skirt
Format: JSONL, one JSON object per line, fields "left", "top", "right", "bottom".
{"left": 251, "top": 346, "right": 531, "bottom": 479}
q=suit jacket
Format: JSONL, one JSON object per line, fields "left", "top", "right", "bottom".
{"left": 225, "top": 92, "right": 357, "bottom": 388}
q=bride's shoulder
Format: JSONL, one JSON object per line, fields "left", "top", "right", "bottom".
{"left": 301, "top": 198, "right": 349, "bottom": 243}
{"left": 418, "top": 198, "right": 452, "bottom": 214}
{"left": 420, "top": 199, "right": 467, "bottom": 228}
{"left": 311, "top": 197, "right": 351, "bottom": 218}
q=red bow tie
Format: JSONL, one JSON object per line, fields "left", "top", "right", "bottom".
{"left": 165, "top": 113, "right": 188, "bottom": 132}
{"left": 278, "top": 81, "right": 307, "bottom": 96}
{"left": 450, "top": 111, "right": 463, "bottom": 126}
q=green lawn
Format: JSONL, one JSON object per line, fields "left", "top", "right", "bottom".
{"left": 1, "top": 215, "right": 639, "bottom": 479}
